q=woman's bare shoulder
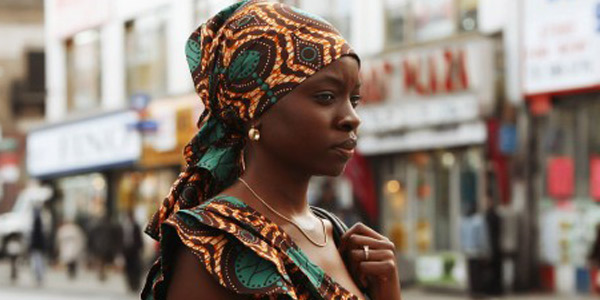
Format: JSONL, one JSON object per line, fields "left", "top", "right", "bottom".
{"left": 167, "top": 243, "right": 250, "bottom": 300}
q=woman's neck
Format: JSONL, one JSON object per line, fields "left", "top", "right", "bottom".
{"left": 238, "top": 153, "right": 312, "bottom": 218}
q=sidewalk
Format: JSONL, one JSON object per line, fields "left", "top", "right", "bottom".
{"left": 0, "top": 260, "right": 596, "bottom": 300}
{"left": 402, "top": 289, "right": 596, "bottom": 300}
{"left": 0, "top": 260, "right": 138, "bottom": 300}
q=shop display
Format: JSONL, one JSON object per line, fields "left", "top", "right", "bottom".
{"left": 547, "top": 157, "right": 574, "bottom": 200}
{"left": 590, "top": 157, "right": 600, "bottom": 200}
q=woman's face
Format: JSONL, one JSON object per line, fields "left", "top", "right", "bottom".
{"left": 257, "top": 56, "right": 361, "bottom": 176}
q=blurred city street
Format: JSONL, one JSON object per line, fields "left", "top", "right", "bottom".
{"left": 0, "top": 260, "right": 596, "bottom": 300}
{"left": 0, "top": 261, "right": 138, "bottom": 300}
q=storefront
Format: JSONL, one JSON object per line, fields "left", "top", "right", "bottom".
{"left": 26, "top": 110, "right": 142, "bottom": 225}
{"left": 357, "top": 36, "right": 496, "bottom": 288}
{"left": 522, "top": 0, "right": 600, "bottom": 294}
{"left": 117, "top": 94, "right": 202, "bottom": 230}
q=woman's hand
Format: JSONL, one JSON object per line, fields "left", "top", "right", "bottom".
{"left": 339, "top": 223, "right": 402, "bottom": 300}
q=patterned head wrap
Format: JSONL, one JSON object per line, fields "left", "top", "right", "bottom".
{"left": 146, "top": 0, "right": 358, "bottom": 239}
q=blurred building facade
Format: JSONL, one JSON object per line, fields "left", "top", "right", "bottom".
{"left": 38, "top": 0, "right": 209, "bottom": 263}
{"left": 521, "top": 0, "right": 600, "bottom": 294}
{"left": 0, "top": 0, "right": 45, "bottom": 213}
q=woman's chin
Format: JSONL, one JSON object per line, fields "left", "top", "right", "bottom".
{"left": 314, "top": 163, "right": 348, "bottom": 177}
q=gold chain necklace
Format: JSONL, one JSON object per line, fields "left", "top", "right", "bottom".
{"left": 238, "top": 178, "right": 327, "bottom": 247}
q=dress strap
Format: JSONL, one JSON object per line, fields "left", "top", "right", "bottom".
{"left": 310, "top": 206, "right": 348, "bottom": 248}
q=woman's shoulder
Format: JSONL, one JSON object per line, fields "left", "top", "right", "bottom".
{"left": 150, "top": 194, "right": 298, "bottom": 300}
{"left": 163, "top": 194, "right": 248, "bottom": 239}
{"left": 169, "top": 194, "right": 245, "bottom": 220}
{"left": 178, "top": 194, "right": 247, "bottom": 214}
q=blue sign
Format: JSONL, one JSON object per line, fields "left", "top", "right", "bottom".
{"left": 128, "top": 120, "right": 158, "bottom": 132}
{"left": 499, "top": 124, "right": 517, "bottom": 155}
{"left": 130, "top": 93, "right": 151, "bottom": 111}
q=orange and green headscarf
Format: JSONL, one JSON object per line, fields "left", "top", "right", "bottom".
{"left": 146, "top": 0, "right": 358, "bottom": 240}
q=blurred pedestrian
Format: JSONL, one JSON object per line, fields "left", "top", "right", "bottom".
{"left": 6, "top": 236, "right": 22, "bottom": 282}
{"left": 90, "top": 215, "right": 121, "bottom": 281}
{"left": 461, "top": 205, "right": 490, "bottom": 299}
{"left": 485, "top": 199, "right": 503, "bottom": 296}
{"left": 588, "top": 224, "right": 600, "bottom": 294}
{"left": 30, "top": 206, "right": 47, "bottom": 286}
{"left": 313, "top": 179, "right": 340, "bottom": 213}
{"left": 121, "top": 210, "right": 143, "bottom": 292}
{"left": 56, "top": 220, "right": 86, "bottom": 279}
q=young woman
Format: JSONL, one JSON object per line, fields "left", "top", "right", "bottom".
{"left": 142, "top": 1, "right": 402, "bottom": 299}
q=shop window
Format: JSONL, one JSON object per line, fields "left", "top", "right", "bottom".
{"left": 589, "top": 101, "right": 600, "bottom": 199}
{"left": 381, "top": 150, "right": 473, "bottom": 255}
{"left": 117, "top": 169, "right": 178, "bottom": 224}
{"left": 384, "top": 0, "right": 409, "bottom": 46}
{"left": 125, "top": 9, "right": 168, "bottom": 101}
{"left": 66, "top": 29, "right": 101, "bottom": 112}
{"left": 59, "top": 173, "right": 108, "bottom": 226}
{"left": 540, "top": 97, "right": 597, "bottom": 199}
{"left": 414, "top": 155, "right": 435, "bottom": 253}
{"left": 432, "top": 152, "right": 455, "bottom": 251}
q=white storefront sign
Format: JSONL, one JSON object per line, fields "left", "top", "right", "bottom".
{"left": 358, "top": 94, "right": 480, "bottom": 135}
{"left": 359, "top": 121, "right": 487, "bottom": 155}
{"left": 523, "top": 0, "right": 600, "bottom": 94}
{"left": 359, "top": 37, "right": 495, "bottom": 111}
{"left": 357, "top": 38, "right": 495, "bottom": 155}
{"left": 27, "top": 111, "right": 142, "bottom": 177}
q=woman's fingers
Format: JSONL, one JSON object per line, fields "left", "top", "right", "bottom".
{"left": 344, "top": 234, "right": 395, "bottom": 251}
{"left": 342, "top": 223, "right": 388, "bottom": 243}
{"left": 349, "top": 249, "right": 395, "bottom": 262}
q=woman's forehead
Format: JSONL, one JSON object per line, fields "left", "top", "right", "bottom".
{"left": 302, "top": 57, "right": 361, "bottom": 87}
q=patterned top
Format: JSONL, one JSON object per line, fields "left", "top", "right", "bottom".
{"left": 141, "top": 195, "right": 361, "bottom": 299}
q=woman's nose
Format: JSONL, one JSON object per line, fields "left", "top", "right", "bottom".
{"left": 336, "top": 102, "right": 361, "bottom": 132}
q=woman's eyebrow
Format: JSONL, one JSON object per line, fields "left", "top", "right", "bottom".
{"left": 316, "top": 73, "right": 354, "bottom": 88}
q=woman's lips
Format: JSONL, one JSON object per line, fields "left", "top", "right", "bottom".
{"left": 333, "top": 147, "right": 355, "bottom": 159}
{"left": 332, "top": 138, "right": 357, "bottom": 159}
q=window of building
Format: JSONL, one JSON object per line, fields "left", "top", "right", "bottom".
{"left": 380, "top": 148, "right": 478, "bottom": 254}
{"left": 66, "top": 29, "right": 101, "bottom": 112}
{"left": 412, "top": 0, "right": 456, "bottom": 42}
{"left": 538, "top": 95, "right": 600, "bottom": 200}
{"left": 458, "top": 0, "right": 478, "bottom": 32}
{"left": 125, "top": 9, "right": 168, "bottom": 101}
{"left": 194, "top": 0, "right": 237, "bottom": 26}
{"left": 384, "top": 0, "right": 410, "bottom": 45}
{"left": 298, "top": 0, "right": 353, "bottom": 42}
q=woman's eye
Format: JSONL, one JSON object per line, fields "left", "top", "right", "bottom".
{"left": 350, "top": 95, "right": 362, "bottom": 108}
{"left": 314, "top": 93, "right": 335, "bottom": 104}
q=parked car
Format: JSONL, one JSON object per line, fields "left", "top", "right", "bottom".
{"left": 0, "top": 183, "right": 52, "bottom": 257}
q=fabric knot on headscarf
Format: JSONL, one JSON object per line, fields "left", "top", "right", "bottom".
{"left": 145, "top": 0, "right": 358, "bottom": 240}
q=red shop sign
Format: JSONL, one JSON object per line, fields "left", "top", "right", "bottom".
{"left": 547, "top": 157, "right": 574, "bottom": 200}
{"left": 590, "top": 157, "right": 600, "bottom": 200}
